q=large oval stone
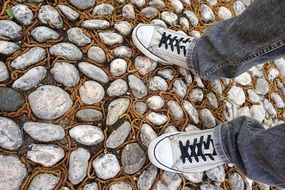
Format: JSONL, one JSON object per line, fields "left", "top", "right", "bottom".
{"left": 28, "top": 85, "right": 73, "bottom": 120}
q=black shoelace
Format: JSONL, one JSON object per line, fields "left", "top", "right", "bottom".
{"left": 158, "top": 32, "right": 191, "bottom": 57}
{"left": 179, "top": 135, "right": 217, "bottom": 164}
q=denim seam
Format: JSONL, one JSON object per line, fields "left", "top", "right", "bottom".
{"left": 202, "top": 40, "right": 285, "bottom": 78}
{"left": 213, "top": 125, "right": 233, "bottom": 164}
{"left": 186, "top": 38, "right": 200, "bottom": 75}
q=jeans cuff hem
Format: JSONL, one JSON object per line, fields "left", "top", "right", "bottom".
{"left": 186, "top": 37, "right": 200, "bottom": 75}
{"left": 213, "top": 125, "right": 233, "bottom": 164}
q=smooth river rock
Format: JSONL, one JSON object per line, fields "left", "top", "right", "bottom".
{"left": 93, "top": 154, "right": 120, "bottom": 179}
{"left": 0, "top": 117, "right": 22, "bottom": 150}
{"left": 0, "top": 87, "right": 24, "bottom": 112}
{"left": 106, "top": 98, "right": 130, "bottom": 125}
{"left": 28, "top": 85, "right": 73, "bottom": 120}
{"left": 49, "top": 43, "right": 83, "bottom": 60}
{"left": 69, "top": 125, "right": 104, "bottom": 146}
{"left": 106, "top": 121, "right": 131, "bottom": 148}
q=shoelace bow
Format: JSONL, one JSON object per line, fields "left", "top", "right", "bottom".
{"left": 179, "top": 135, "right": 217, "bottom": 164}
{"left": 158, "top": 32, "right": 191, "bottom": 57}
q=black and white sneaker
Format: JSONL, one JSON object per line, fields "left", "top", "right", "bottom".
{"left": 148, "top": 129, "right": 224, "bottom": 173}
{"left": 132, "top": 24, "right": 193, "bottom": 68}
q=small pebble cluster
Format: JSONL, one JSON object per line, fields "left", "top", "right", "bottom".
{"left": 0, "top": 0, "right": 284, "bottom": 189}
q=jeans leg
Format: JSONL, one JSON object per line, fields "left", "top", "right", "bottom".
{"left": 186, "top": 0, "right": 285, "bottom": 80}
{"left": 213, "top": 116, "right": 285, "bottom": 188}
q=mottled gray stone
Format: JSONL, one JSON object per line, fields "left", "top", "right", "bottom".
{"left": 68, "top": 0, "right": 96, "bottom": 10}
{"left": 271, "top": 92, "right": 284, "bottom": 109}
{"left": 122, "top": 4, "right": 135, "bottom": 20}
{"left": 87, "top": 46, "right": 106, "bottom": 64}
{"left": 128, "top": 74, "right": 148, "bottom": 98}
{"left": 12, "top": 66, "right": 46, "bottom": 91}
{"left": 184, "top": 10, "right": 199, "bottom": 26}
{"left": 135, "top": 56, "right": 157, "bottom": 76}
{"left": 233, "top": 1, "right": 246, "bottom": 15}
{"left": 140, "top": 124, "right": 157, "bottom": 147}
{"left": 26, "top": 144, "right": 65, "bottom": 167}
{"left": 114, "top": 21, "right": 133, "bottom": 36}
{"left": 161, "top": 11, "right": 178, "bottom": 25}
{"left": 38, "top": 5, "right": 63, "bottom": 29}
{"left": 206, "top": 93, "right": 219, "bottom": 109}
{"left": 171, "top": 0, "right": 183, "bottom": 13}
{"left": 149, "top": 76, "right": 168, "bottom": 91}
{"left": 76, "top": 109, "right": 103, "bottom": 122}
{"left": 147, "top": 112, "right": 168, "bottom": 125}
{"left": 109, "top": 182, "right": 132, "bottom": 190}
{"left": 205, "top": 165, "right": 225, "bottom": 182}
{"left": 218, "top": 6, "right": 232, "bottom": 20}
{"left": 147, "top": 95, "right": 164, "bottom": 110}
{"left": 227, "top": 86, "right": 245, "bottom": 106}
{"left": 110, "top": 58, "right": 127, "bottom": 77}
{"left": 106, "top": 98, "right": 130, "bottom": 125}
{"left": 0, "top": 61, "right": 9, "bottom": 82}
{"left": 137, "top": 165, "right": 157, "bottom": 190}
{"left": 183, "top": 100, "right": 199, "bottom": 124}
{"left": 51, "top": 62, "right": 80, "bottom": 87}
{"left": 83, "top": 183, "right": 99, "bottom": 190}
{"left": 141, "top": 7, "right": 158, "bottom": 19}
{"left": 68, "top": 148, "right": 90, "bottom": 185}
{"left": 200, "top": 108, "right": 216, "bottom": 128}
{"left": 112, "top": 46, "right": 132, "bottom": 58}
{"left": 31, "top": 26, "right": 60, "bottom": 42}
{"left": 106, "top": 121, "right": 131, "bottom": 148}
{"left": 190, "top": 88, "right": 204, "bottom": 103}
{"left": 228, "top": 172, "right": 245, "bottom": 190}
{"left": 122, "top": 143, "right": 146, "bottom": 174}
{"left": 0, "top": 117, "right": 22, "bottom": 150}
{"left": 28, "top": 85, "right": 73, "bottom": 120}
{"left": 254, "top": 78, "right": 269, "bottom": 95}
{"left": 200, "top": 183, "right": 223, "bottom": 190}
{"left": 23, "top": 122, "right": 65, "bottom": 142}
{"left": 67, "top": 27, "right": 91, "bottom": 46}
{"left": 0, "top": 20, "right": 22, "bottom": 39}
{"left": 12, "top": 5, "right": 34, "bottom": 25}
{"left": 135, "top": 102, "right": 147, "bottom": 115}
{"left": 78, "top": 62, "right": 109, "bottom": 83}
{"left": 250, "top": 104, "right": 265, "bottom": 123}
{"left": 11, "top": 47, "right": 46, "bottom": 69}
{"left": 0, "top": 41, "right": 20, "bottom": 55}
{"left": 0, "top": 155, "right": 27, "bottom": 190}
{"left": 28, "top": 173, "right": 60, "bottom": 190}
{"left": 167, "top": 100, "right": 184, "bottom": 120}
{"left": 156, "top": 171, "right": 182, "bottom": 190}
{"left": 79, "top": 81, "right": 105, "bottom": 105}
{"left": 49, "top": 43, "right": 83, "bottom": 60}
{"left": 99, "top": 32, "right": 123, "bottom": 46}
{"left": 93, "top": 154, "right": 120, "bottom": 179}
{"left": 149, "top": 0, "right": 165, "bottom": 9}
{"left": 173, "top": 79, "right": 187, "bottom": 98}
{"left": 57, "top": 4, "right": 79, "bottom": 21}
{"left": 158, "top": 69, "right": 174, "bottom": 80}
{"left": 0, "top": 87, "right": 24, "bottom": 112}
{"left": 107, "top": 79, "right": 128, "bottom": 97}
{"left": 92, "top": 4, "right": 114, "bottom": 16}
{"left": 82, "top": 19, "right": 110, "bottom": 30}
{"left": 69, "top": 125, "right": 104, "bottom": 146}
{"left": 183, "top": 172, "right": 203, "bottom": 183}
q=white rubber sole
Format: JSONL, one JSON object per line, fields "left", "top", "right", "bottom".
{"left": 132, "top": 24, "right": 168, "bottom": 64}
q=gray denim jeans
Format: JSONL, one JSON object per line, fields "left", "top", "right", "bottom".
{"left": 186, "top": 0, "right": 285, "bottom": 188}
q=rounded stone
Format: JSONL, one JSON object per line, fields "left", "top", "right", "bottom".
{"left": 121, "top": 143, "right": 146, "bottom": 174}
{"left": 0, "top": 87, "right": 24, "bottom": 112}
{"left": 171, "top": 0, "right": 183, "bottom": 13}
{"left": 167, "top": 100, "right": 184, "bottom": 120}
{"left": 87, "top": 46, "right": 106, "bottom": 64}
{"left": 250, "top": 104, "right": 265, "bottom": 123}
{"left": 69, "top": 125, "right": 104, "bottom": 146}
{"left": 12, "top": 66, "right": 47, "bottom": 91}
{"left": 0, "top": 61, "right": 9, "bottom": 82}
{"left": 0, "top": 41, "right": 20, "bottom": 55}
{"left": 106, "top": 98, "right": 130, "bottom": 125}
{"left": 67, "top": 27, "right": 91, "bottom": 47}
{"left": 68, "top": 0, "right": 96, "bottom": 10}
{"left": 38, "top": 5, "right": 63, "bottom": 29}
{"left": 50, "top": 62, "right": 80, "bottom": 87}
{"left": 190, "top": 88, "right": 204, "bottom": 103}
{"left": 200, "top": 108, "right": 216, "bottom": 128}
{"left": 137, "top": 165, "right": 158, "bottom": 190}
{"left": 23, "top": 122, "right": 65, "bottom": 142}
{"left": 0, "top": 117, "right": 22, "bottom": 150}
{"left": 26, "top": 144, "right": 65, "bottom": 167}
{"left": 147, "top": 95, "right": 164, "bottom": 110}
{"left": 78, "top": 62, "right": 109, "bottom": 83}
{"left": 228, "top": 172, "right": 245, "bottom": 190}
{"left": 161, "top": 11, "right": 178, "bottom": 25}
{"left": 227, "top": 86, "right": 246, "bottom": 106}
{"left": 28, "top": 85, "right": 73, "bottom": 120}
{"left": 0, "top": 155, "right": 27, "bottom": 190}
{"left": 128, "top": 74, "right": 148, "bottom": 99}
{"left": 28, "top": 173, "right": 60, "bottom": 190}
{"left": 107, "top": 79, "right": 128, "bottom": 97}
{"left": 233, "top": 1, "right": 246, "bottom": 15}
{"left": 106, "top": 121, "right": 131, "bottom": 148}
{"left": 254, "top": 78, "right": 269, "bottom": 95}
{"left": 76, "top": 109, "right": 103, "bottom": 122}
{"left": 173, "top": 79, "right": 187, "bottom": 98}
{"left": 141, "top": 7, "right": 158, "bottom": 19}
{"left": 0, "top": 20, "right": 22, "bottom": 39}
{"left": 92, "top": 4, "right": 114, "bottom": 16}
{"left": 134, "top": 56, "right": 157, "bottom": 76}
{"left": 31, "top": 26, "right": 60, "bottom": 42}
{"left": 110, "top": 182, "right": 132, "bottom": 190}
{"left": 114, "top": 21, "right": 133, "bottom": 36}
{"left": 82, "top": 19, "right": 110, "bottom": 30}
{"left": 112, "top": 46, "right": 133, "bottom": 58}
{"left": 93, "top": 154, "right": 120, "bottom": 179}
{"left": 147, "top": 112, "right": 168, "bottom": 125}
{"left": 99, "top": 32, "right": 123, "bottom": 46}
{"left": 149, "top": 76, "right": 168, "bottom": 91}
{"left": 205, "top": 165, "right": 225, "bottom": 182}
{"left": 122, "top": 4, "right": 135, "bottom": 20}
{"left": 218, "top": 6, "right": 232, "bottom": 20}
{"left": 234, "top": 72, "right": 252, "bottom": 86}
{"left": 79, "top": 81, "right": 105, "bottom": 105}
{"left": 83, "top": 183, "right": 99, "bottom": 190}
{"left": 12, "top": 4, "right": 34, "bottom": 25}
{"left": 57, "top": 4, "right": 79, "bottom": 21}
{"left": 110, "top": 58, "right": 128, "bottom": 77}
{"left": 200, "top": 4, "right": 215, "bottom": 22}
{"left": 140, "top": 124, "right": 157, "bottom": 147}
{"left": 68, "top": 148, "right": 90, "bottom": 185}
{"left": 135, "top": 102, "right": 147, "bottom": 115}
{"left": 49, "top": 43, "right": 83, "bottom": 60}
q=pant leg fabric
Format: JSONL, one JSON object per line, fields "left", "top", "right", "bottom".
{"left": 213, "top": 116, "right": 285, "bottom": 188}
{"left": 186, "top": 0, "right": 285, "bottom": 80}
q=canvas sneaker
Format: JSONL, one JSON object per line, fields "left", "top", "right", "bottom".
{"left": 132, "top": 24, "right": 193, "bottom": 68}
{"left": 148, "top": 128, "right": 225, "bottom": 173}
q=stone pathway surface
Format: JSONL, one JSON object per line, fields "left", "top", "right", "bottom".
{"left": 0, "top": 0, "right": 284, "bottom": 189}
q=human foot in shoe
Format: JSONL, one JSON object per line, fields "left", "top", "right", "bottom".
{"left": 148, "top": 128, "right": 225, "bottom": 173}
{"left": 132, "top": 24, "right": 193, "bottom": 68}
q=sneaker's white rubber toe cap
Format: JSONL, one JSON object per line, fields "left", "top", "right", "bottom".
{"left": 148, "top": 133, "right": 177, "bottom": 173}
{"left": 132, "top": 24, "right": 167, "bottom": 64}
